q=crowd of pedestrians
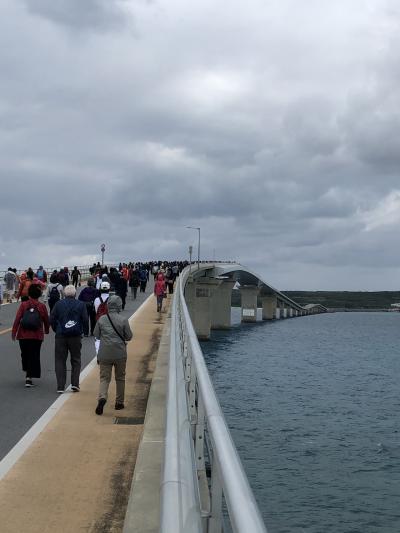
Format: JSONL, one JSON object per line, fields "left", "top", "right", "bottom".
{"left": 2, "top": 260, "right": 187, "bottom": 415}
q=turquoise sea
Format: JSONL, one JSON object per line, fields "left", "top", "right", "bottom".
{"left": 202, "top": 310, "right": 400, "bottom": 533}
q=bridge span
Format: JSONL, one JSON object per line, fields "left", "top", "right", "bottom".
{"left": 184, "top": 262, "right": 326, "bottom": 339}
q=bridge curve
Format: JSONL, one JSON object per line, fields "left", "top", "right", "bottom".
{"left": 183, "top": 262, "right": 325, "bottom": 339}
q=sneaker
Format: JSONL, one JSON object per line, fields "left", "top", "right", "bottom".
{"left": 71, "top": 386, "right": 80, "bottom": 392}
{"left": 95, "top": 398, "right": 106, "bottom": 415}
{"left": 57, "top": 389, "right": 64, "bottom": 394}
{"left": 25, "top": 379, "right": 33, "bottom": 387}
{"left": 115, "top": 402, "right": 125, "bottom": 410}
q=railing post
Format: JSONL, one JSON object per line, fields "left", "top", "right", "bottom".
{"left": 208, "top": 459, "right": 223, "bottom": 533}
{"left": 195, "top": 394, "right": 205, "bottom": 471}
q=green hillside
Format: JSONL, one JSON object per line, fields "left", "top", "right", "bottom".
{"left": 283, "top": 291, "right": 400, "bottom": 309}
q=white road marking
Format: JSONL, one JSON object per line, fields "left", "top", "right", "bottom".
{"left": 0, "top": 293, "right": 153, "bottom": 481}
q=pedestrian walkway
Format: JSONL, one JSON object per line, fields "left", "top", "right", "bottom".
{"left": 0, "top": 293, "right": 170, "bottom": 533}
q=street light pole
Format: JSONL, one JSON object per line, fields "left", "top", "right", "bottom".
{"left": 186, "top": 226, "right": 200, "bottom": 269}
{"left": 189, "top": 245, "right": 193, "bottom": 274}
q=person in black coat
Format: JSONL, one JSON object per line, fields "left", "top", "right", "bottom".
{"left": 128, "top": 267, "right": 140, "bottom": 299}
{"left": 114, "top": 272, "right": 128, "bottom": 310}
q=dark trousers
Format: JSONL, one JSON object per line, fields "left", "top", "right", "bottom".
{"left": 19, "top": 339, "right": 42, "bottom": 378}
{"left": 130, "top": 286, "right": 138, "bottom": 299}
{"left": 83, "top": 303, "right": 96, "bottom": 336}
{"left": 55, "top": 336, "right": 82, "bottom": 389}
{"left": 140, "top": 280, "right": 147, "bottom": 292}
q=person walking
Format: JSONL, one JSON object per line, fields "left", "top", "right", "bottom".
{"left": 154, "top": 273, "right": 166, "bottom": 313}
{"left": 50, "top": 285, "right": 88, "bottom": 393}
{"left": 128, "top": 266, "right": 140, "bottom": 300}
{"left": 139, "top": 266, "right": 147, "bottom": 293}
{"left": 36, "top": 266, "right": 47, "bottom": 284}
{"left": 71, "top": 266, "right": 81, "bottom": 288}
{"left": 115, "top": 272, "right": 128, "bottom": 310}
{"left": 46, "top": 273, "right": 64, "bottom": 311}
{"left": 13, "top": 268, "right": 20, "bottom": 299}
{"left": 165, "top": 267, "right": 175, "bottom": 294}
{"left": 4, "top": 268, "right": 17, "bottom": 303}
{"left": 11, "top": 284, "right": 50, "bottom": 387}
{"left": 17, "top": 271, "right": 33, "bottom": 301}
{"left": 93, "top": 295, "right": 133, "bottom": 415}
{"left": 94, "top": 281, "right": 110, "bottom": 319}
{"left": 78, "top": 278, "right": 98, "bottom": 336}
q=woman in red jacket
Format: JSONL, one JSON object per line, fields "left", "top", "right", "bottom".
{"left": 12, "top": 284, "right": 50, "bottom": 387}
{"left": 154, "top": 273, "right": 166, "bottom": 313}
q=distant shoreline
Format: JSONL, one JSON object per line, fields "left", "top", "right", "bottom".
{"left": 231, "top": 289, "right": 400, "bottom": 311}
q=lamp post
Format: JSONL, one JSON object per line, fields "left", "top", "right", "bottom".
{"left": 188, "top": 245, "right": 193, "bottom": 273}
{"left": 100, "top": 243, "right": 106, "bottom": 266}
{"left": 186, "top": 226, "right": 200, "bottom": 269}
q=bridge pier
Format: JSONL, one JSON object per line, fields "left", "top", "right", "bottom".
{"left": 185, "top": 277, "right": 221, "bottom": 340}
{"left": 282, "top": 304, "right": 287, "bottom": 319}
{"left": 261, "top": 294, "right": 276, "bottom": 320}
{"left": 211, "top": 280, "right": 236, "bottom": 330}
{"left": 240, "top": 285, "right": 259, "bottom": 322}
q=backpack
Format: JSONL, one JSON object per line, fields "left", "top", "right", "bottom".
{"left": 20, "top": 305, "right": 42, "bottom": 330}
{"left": 96, "top": 295, "right": 109, "bottom": 322}
{"left": 60, "top": 302, "right": 82, "bottom": 337}
{"left": 48, "top": 285, "right": 60, "bottom": 307}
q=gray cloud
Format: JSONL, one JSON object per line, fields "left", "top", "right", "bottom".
{"left": 1, "top": 0, "right": 400, "bottom": 289}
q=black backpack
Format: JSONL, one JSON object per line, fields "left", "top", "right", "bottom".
{"left": 20, "top": 306, "right": 42, "bottom": 330}
{"left": 48, "top": 285, "right": 61, "bottom": 307}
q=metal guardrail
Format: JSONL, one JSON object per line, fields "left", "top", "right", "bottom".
{"left": 0, "top": 264, "right": 119, "bottom": 285}
{"left": 160, "top": 267, "right": 267, "bottom": 533}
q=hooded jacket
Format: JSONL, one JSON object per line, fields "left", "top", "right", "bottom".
{"left": 154, "top": 274, "right": 166, "bottom": 297}
{"left": 93, "top": 295, "right": 133, "bottom": 362}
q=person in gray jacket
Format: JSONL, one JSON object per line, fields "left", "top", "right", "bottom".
{"left": 93, "top": 295, "right": 133, "bottom": 415}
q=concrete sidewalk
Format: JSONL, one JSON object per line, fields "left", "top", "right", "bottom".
{"left": 0, "top": 294, "right": 169, "bottom": 533}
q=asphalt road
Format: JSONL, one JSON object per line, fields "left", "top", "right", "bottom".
{"left": 0, "top": 282, "right": 155, "bottom": 461}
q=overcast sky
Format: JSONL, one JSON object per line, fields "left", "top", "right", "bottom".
{"left": 1, "top": 0, "right": 400, "bottom": 289}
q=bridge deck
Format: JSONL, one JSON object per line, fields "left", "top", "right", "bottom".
{"left": 0, "top": 294, "right": 168, "bottom": 533}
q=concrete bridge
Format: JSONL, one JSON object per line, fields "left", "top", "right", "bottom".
{"left": 0, "top": 262, "right": 326, "bottom": 533}
{"left": 184, "top": 262, "right": 327, "bottom": 340}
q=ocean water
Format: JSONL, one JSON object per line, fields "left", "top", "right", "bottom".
{"left": 201, "top": 310, "right": 400, "bottom": 533}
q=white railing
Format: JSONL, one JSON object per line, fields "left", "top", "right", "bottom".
{"left": 160, "top": 268, "right": 267, "bottom": 533}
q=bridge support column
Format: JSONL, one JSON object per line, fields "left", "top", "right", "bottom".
{"left": 240, "top": 285, "right": 259, "bottom": 322}
{"left": 282, "top": 305, "right": 287, "bottom": 319}
{"left": 289, "top": 308, "right": 293, "bottom": 318}
{"left": 185, "top": 278, "right": 221, "bottom": 340}
{"left": 275, "top": 304, "right": 281, "bottom": 319}
{"left": 211, "top": 280, "right": 236, "bottom": 330}
{"left": 261, "top": 294, "right": 277, "bottom": 320}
